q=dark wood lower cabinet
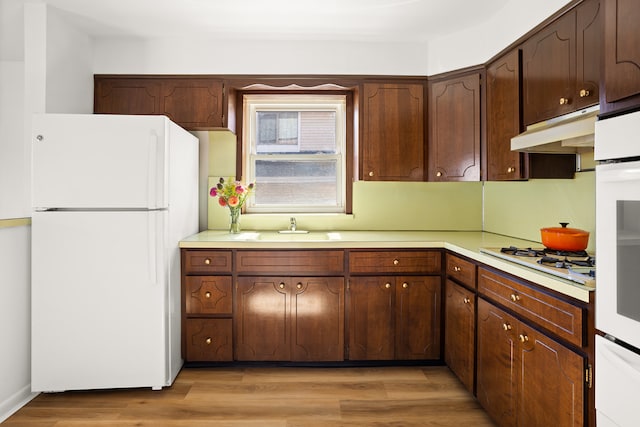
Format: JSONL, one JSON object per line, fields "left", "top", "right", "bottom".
{"left": 348, "top": 276, "right": 441, "bottom": 361}
{"left": 476, "top": 298, "right": 585, "bottom": 427}
{"left": 235, "top": 276, "right": 344, "bottom": 362}
{"left": 444, "top": 280, "right": 475, "bottom": 393}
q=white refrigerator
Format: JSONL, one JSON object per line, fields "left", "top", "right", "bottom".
{"left": 30, "top": 114, "right": 198, "bottom": 392}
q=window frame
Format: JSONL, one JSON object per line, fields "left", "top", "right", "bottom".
{"left": 238, "top": 90, "right": 354, "bottom": 214}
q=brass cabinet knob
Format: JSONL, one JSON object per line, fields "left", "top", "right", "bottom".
{"left": 205, "top": 337, "right": 212, "bottom": 345}
{"left": 463, "top": 297, "right": 471, "bottom": 304}
{"left": 204, "top": 258, "right": 211, "bottom": 265}
{"left": 279, "top": 282, "right": 285, "bottom": 289}
{"left": 502, "top": 323, "right": 512, "bottom": 331}
{"left": 519, "top": 334, "right": 529, "bottom": 343}
{"left": 579, "top": 89, "right": 590, "bottom": 97}
{"left": 453, "top": 266, "right": 461, "bottom": 272}
{"left": 393, "top": 259, "right": 399, "bottom": 265}
{"left": 204, "top": 291, "right": 211, "bottom": 299}
{"left": 385, "top": 283, "right": 391, "bottom": 289}
{"left": 369, "top": 171, "right": 374, "bottom": 177}
{"left": 510, "top": 293, "right": 521, "bottom": 302}
{"left": 507, "top": 167, "right": 515, "bottom": 173}
{"left": 436, "top": 171, "right": 442, "bottom": 177}
{"left": 559, "top": 97, "right": 569, "bottom": 105}
{"left": 402, "top": 282, "right": 408, "bottom": 289}
{"left": 296, "top": 283, "right": 303, "bottom": 290}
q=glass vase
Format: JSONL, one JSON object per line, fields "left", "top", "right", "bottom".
{"left": 229, "top": 207, "right": 241, "bottom": 234}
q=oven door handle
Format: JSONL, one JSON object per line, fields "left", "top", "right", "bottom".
{"left": 600, "top": 339, "right": 640, "bottom": 380}
{"left": 598, "top": 168, "right": 640, "bottom": 183}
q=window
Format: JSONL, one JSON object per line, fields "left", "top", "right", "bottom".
{"left": 243, "top": 94, "right": 347, "bottom": 213}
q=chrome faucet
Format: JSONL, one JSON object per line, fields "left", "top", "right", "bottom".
{"left": 290, "top": 217, "right": 297, "bottom": 231}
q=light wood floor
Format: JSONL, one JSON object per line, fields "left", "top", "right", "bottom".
{"left": 4, "top": 366, "right": 496, "bottom": 426}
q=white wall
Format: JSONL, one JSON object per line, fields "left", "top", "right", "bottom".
{"left": 0, "top": 1, "right": 96, "bottom": 421}
{"left": 45, "top": 7, "right": 94, "bottom": 113}
{"left": 0, "top": 61, "right": 27, "bottom": 219}
{"left": 0, "top": 225, "right": 31, "bottom": 423}
{"left": 93, "top": 38, "right": 429, "bottom": 75}
{"left": 427, "top": 0, "right": 571, "bottom": 74}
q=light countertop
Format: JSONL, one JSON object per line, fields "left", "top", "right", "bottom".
{"left": 180, "top": 230, "right": 594, "bottom": 302}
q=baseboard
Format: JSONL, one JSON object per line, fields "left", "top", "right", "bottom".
{"left": 0, "top": 385, "right": 38, "bottom": 423}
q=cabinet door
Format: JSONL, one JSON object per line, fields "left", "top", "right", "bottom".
{"left": 236, "top": 277, "right": 289, "bottom": 361}
{"left": 522, "top": 11, "right": 576, "bottom": 125}
{"left": 444, "top": 280, "right": 475, "bottom": 393}
{"left": 160, "top": 78, "right": 224, "bottom": 129}
{"left": 291, "top": 277, "right": 345, "bottom": 362}
{"left": 94, "top": 77, "right": 225, "bottom": 130}
{"left": 348, "top": 276, "right": 395, "bottom": 360}
{"left": 602, "top": 0, "right": 640, "bottom": 109}
{"left": 185, "top": 276, "right": 232, "bottom": 314}
{"left": 516, "top": 326, "right": 585, "bottom": 427}
{"left": 94, "top": 78, "right": 161, "bottom": 115}
{"left": 185, "top": 319, "right": 233, "bottom": 362}
{"left": 476, "top": 298, "right": 517, "bottom": 427}
{"left": 362, "top": 83, "right": 425, "bottom": 181}
{"left": 575, "top": 0, "right": 601, "bottom": 110}
{"left": 428, "top": 73, "right": 481, "bottom": 181}
{"left": 396, "top": 276, "right": 441, "bottom": 360}
{"left": 486, "top": 50, "right": 523, "bottom": 181}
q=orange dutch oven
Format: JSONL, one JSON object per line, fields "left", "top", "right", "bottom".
{"left": 540, "top": 222, "right": 590, "bottom": 251}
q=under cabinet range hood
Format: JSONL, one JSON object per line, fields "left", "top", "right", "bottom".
{"left": 511, "top": 106, "right": 599, "bottom": 153}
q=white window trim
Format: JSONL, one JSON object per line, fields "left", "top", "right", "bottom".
{"left": 243, "top": 94, "right": 347, "bottom": 214}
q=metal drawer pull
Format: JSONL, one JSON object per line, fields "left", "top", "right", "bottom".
{"left": 502, "top": 323, "right": 512, "bottom": 331}
{"left": 453, "top": 266, "right": 461, "bottom": 272}
{"left": 296, "top": 283, "right": 303, "bottom": 289}
{"left": 204, "top": 258, "right": 211, "bottom": 265}
{"left": 369, "top": 171, "right": 374, "bottom": 177}
{"left": 205, "top": 337, "right": 212, "bottom": 345}
{"left": 385, "top": 283, "right": 391, "bottom": 289}
{"left": 507, "top": 167, "right": 515, "bottom": 173}
{"left": 463, "top": 297, "right": 471, "bottom": 304}
{"left": 579, "top": 89, "right": 590, "bottom": 97}
{"left": 402, "top": 282, "right": 408, "bottom": 288}
{"left": 393, "top": 259, "right": 399, "bottom": 265}
{"left": 519, "top": 334, "right": 529, "bottom": 343}
{"left": 205, "top": 291, "right": 211, "bottom": 299}
{"left": 559, "top": 97, "right": 569, "bottom": 105}
{"left": 279, "top": 283, "right": 285, "bottom": 289}
{"left": 510, "top": 293, "right": 521, "bottom": 302}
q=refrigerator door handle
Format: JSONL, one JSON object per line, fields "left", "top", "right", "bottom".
{"left": 147, "top": 132, "right": 159, "bottom": 208}
{"left": 148, "top": 213, "right": 158, "bottom": 285}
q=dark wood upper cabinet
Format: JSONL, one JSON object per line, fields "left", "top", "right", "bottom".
{"left": 361, "top": 82, "right": 426, "bottom": 181}
{"left": 522, "top": 0, "right": 601, "bottom": 125}
{"left": 94, "top": 76, "right": 226, "bottom": 130}
{"left": 600, "top": 0, "right": 640, "bottom": 116}
{"left": 428, "top": 72, "right": 481, "bottom": 181}
{"left": 575, "top": 0, "right": 602, "bottom": 110}
{"left": 485, "top": 49, "right": 576, "bottom": 181}
{"left": 486, "top": 50, "right": 523, "bottom": 181}
{"left": 522, "top": 10, "right": 577, "bottom": 125}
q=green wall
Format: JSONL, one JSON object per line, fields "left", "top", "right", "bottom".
{"left": 206, "top": 130, "right": 595, "bottom": 250}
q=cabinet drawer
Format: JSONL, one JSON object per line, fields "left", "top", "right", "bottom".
{"left": 185, "top": 276, "right": 232, "bottom": 315}
{"left": 183, "top": 250, "right": 232, "bottom": 274}
{"left": 236, "top": 250, "right": 344, "bottom": 275}
{"left": 185, "top": 318, "right": 233, "bottom": 362}
{"left": 349, "top": 250, "right": 441, "bottom": 274}
{"left": 478, "top": 267, "right": 585, "bottom": 347}
{"left": 446, "top": 254, "right": 476, "bottom": 288}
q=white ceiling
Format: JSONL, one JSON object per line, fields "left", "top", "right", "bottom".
{"left": 45, "top": 0, "right": 510, "bottom": 42}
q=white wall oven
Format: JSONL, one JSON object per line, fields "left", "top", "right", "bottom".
{"left": 595, "top": 110, "right": 640, "bottom": 426}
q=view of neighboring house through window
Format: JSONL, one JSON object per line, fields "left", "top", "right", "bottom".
{"left": 243, "top": 94, "right": 346, "bottom": 213}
